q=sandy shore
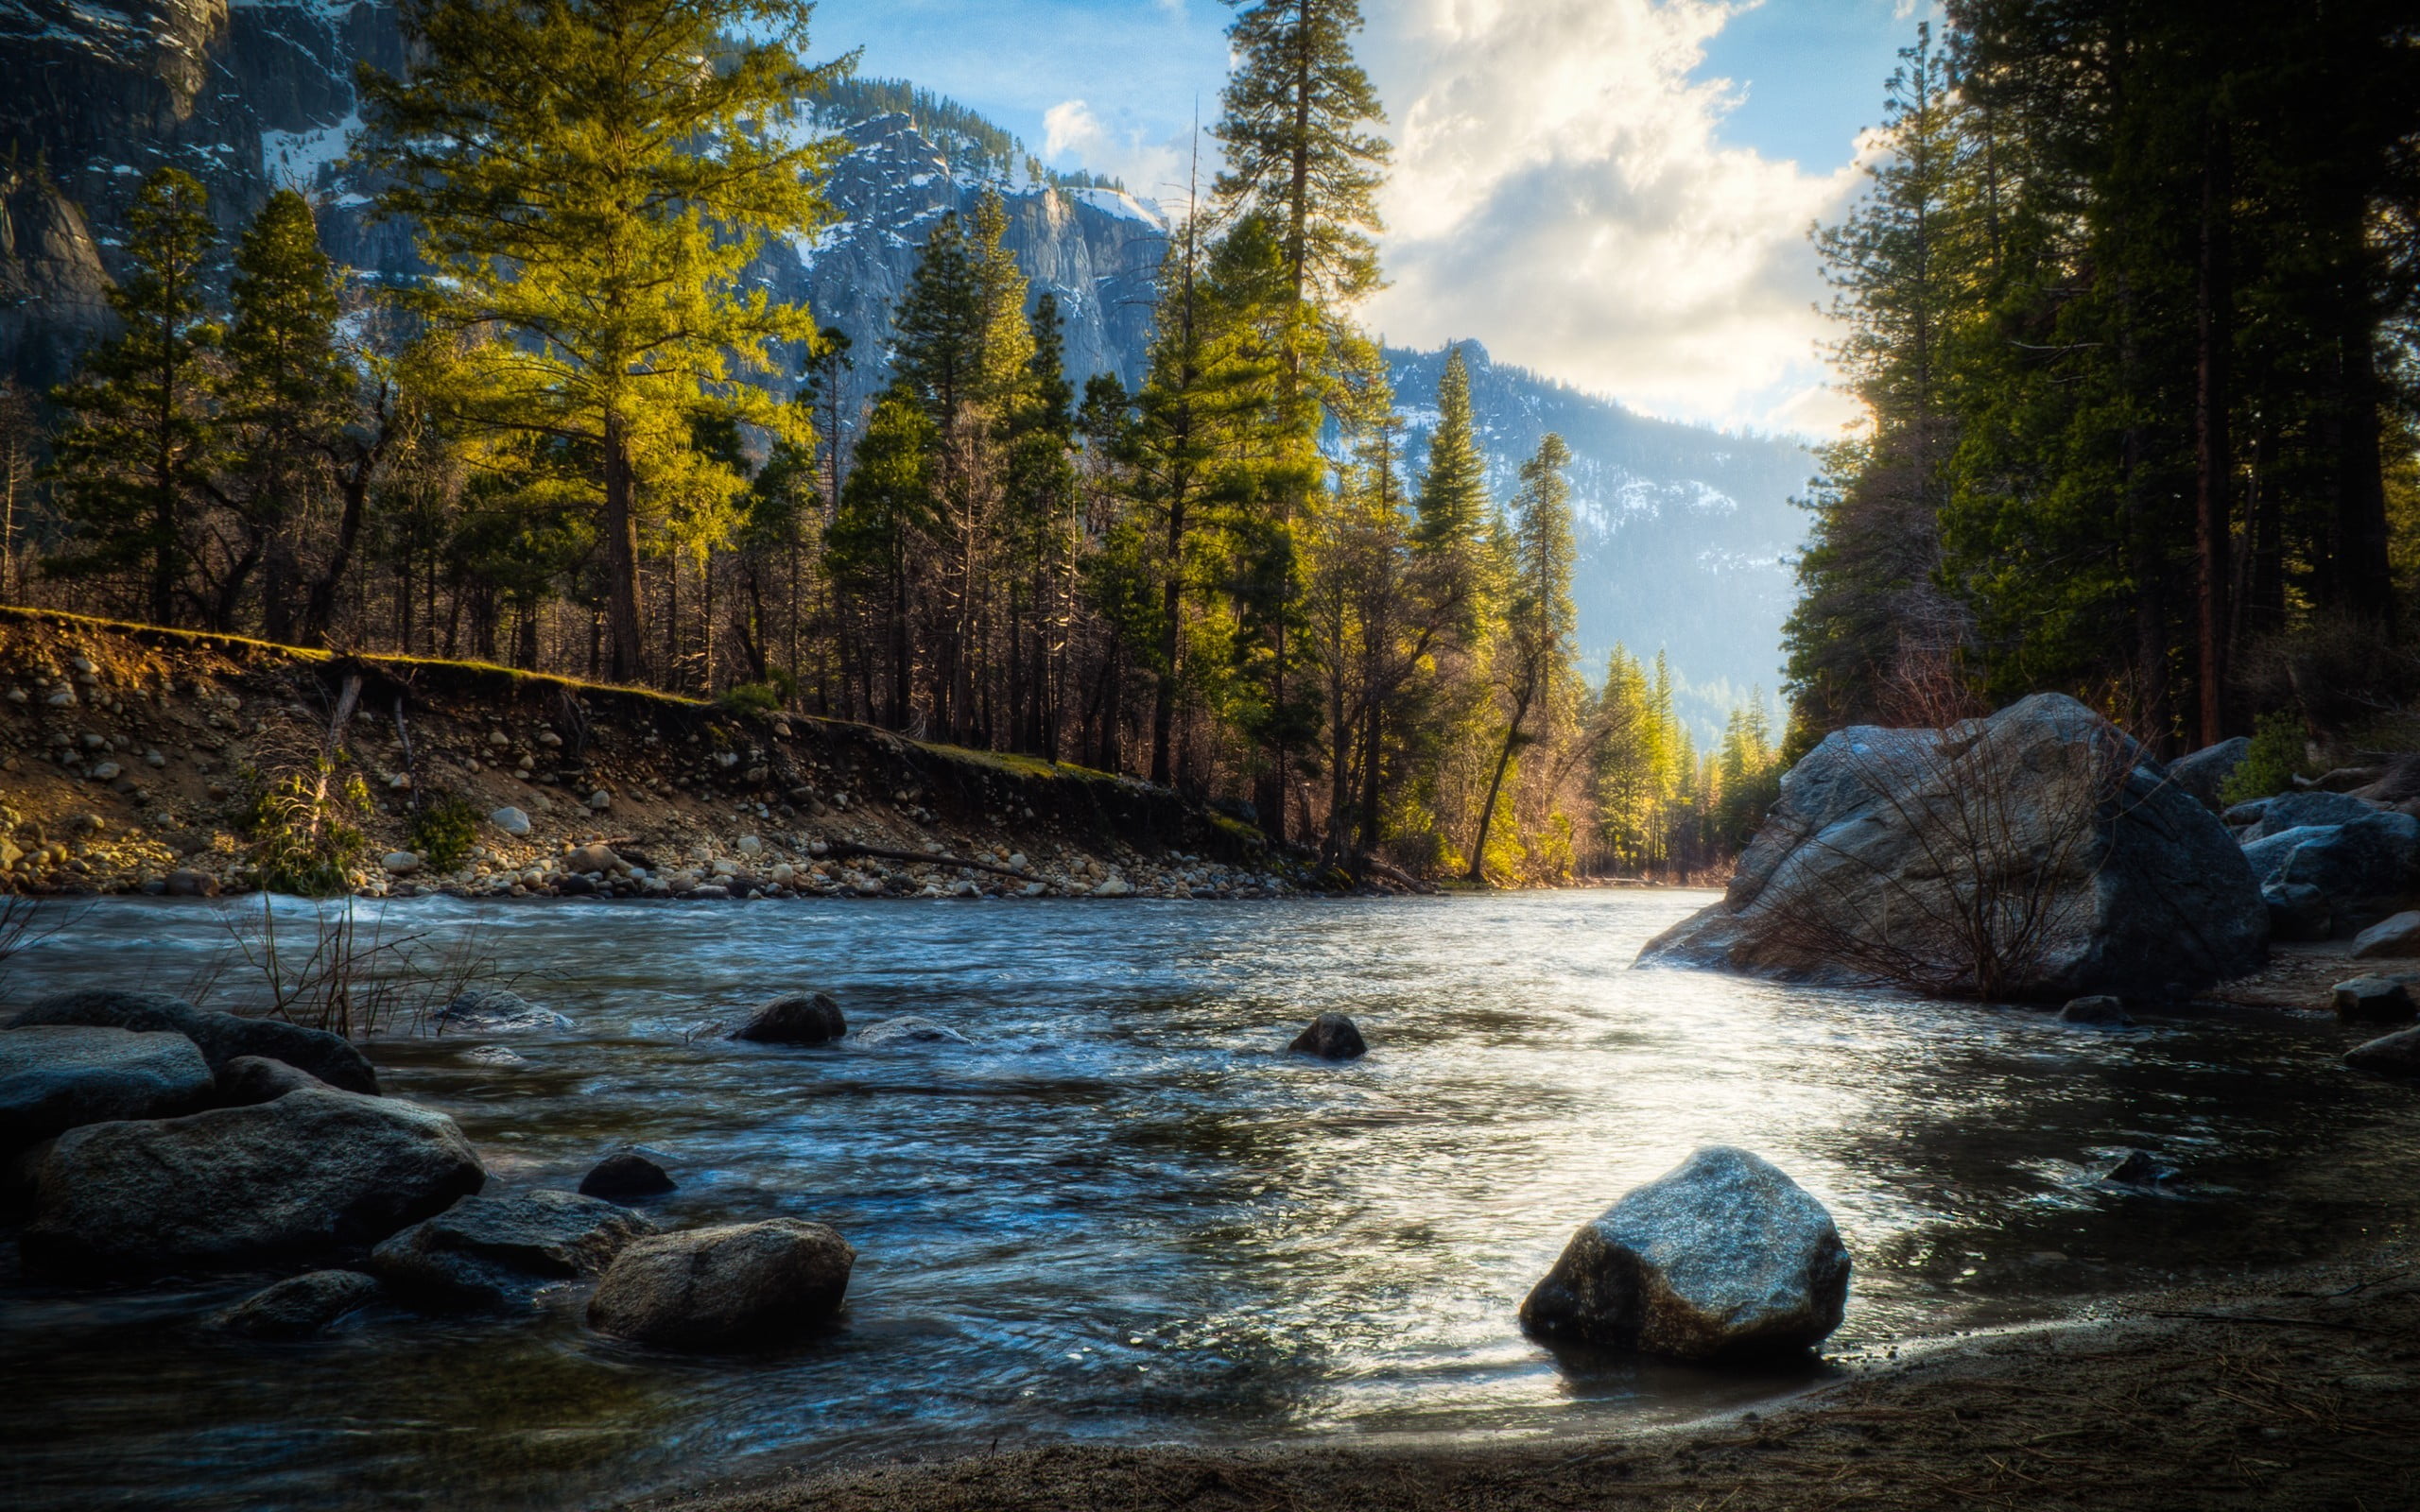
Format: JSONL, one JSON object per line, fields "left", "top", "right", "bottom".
{"left": 638, "top": 1247, "right": 2420, "bottom": 1512}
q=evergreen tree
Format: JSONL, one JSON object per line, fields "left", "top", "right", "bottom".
{"left": 357, "top": 0, "right": 848, "bottom": 684}
{"left": 47, "top": 168, "right": 220, "bottom": 625}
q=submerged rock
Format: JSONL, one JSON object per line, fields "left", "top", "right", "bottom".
{"left": 371, "top": 1189, "right": 655, "bottom": 1309}
{"left": 2058, "top": 996, "right": 2133, "bottom": 1027}
{"left": 435, "top": 988, "right": 570, "bottom": 1036}
{"left": 0, "top": 1026, "right": 213, "bottom": 1144}
{"left": 1518, "top": 1146, "right": 1850, "bottom": 1361}
{"left": 1637, "top": 694, "right": 2266, "bottom": 1002}
{"left": 730, "top": 992, "right": 846, "bottom": 1045}
{"left": 1289, "top": 1012, "right": 1368, "bottom": 1060}
{"left": 2103, "top": 1150, "right": 2176, "bottom": 1186}
{"left": 579, "top": 1147, "right": 676, "bottom": 1201}
{"left": 586, "top": 1218, "right": 855, "bottom": 1349}
{"left": 2333, "top": 977, "right": 2418, "bottom": 1024}
{"left": 209, "top": 1270, "right": 383, "bottom": 1340}
{"left": 855, "top": 1015, "right": 970, "bottom": 1046}
{"left": 22, "top": 1088, "right": 486, "bottom": 1276}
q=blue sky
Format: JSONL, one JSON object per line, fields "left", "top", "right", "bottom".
{"left": 807, "top": 0, "right": 1930, "bottom": 434}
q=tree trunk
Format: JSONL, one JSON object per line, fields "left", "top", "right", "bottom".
{"left": 1468, "top": 682, "right": 1531, "bottom": 884}
{"left": 2191, "top": 112, "right": 2233, "bottom": 746}
{"left": 601, "top": 416, "right": 648, "bottom": 683}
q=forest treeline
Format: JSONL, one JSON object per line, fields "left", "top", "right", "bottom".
{"left": 0, "top": 0, "right": 1780, "bottom": 884}
{"left": 1789, "top": 1, "right": 2420, "bottom": 761}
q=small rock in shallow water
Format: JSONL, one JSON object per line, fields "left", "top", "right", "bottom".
{"left": 1519, "top": 1146, "right": 1849, "bottom": 1361}
{"left": 2058, "top": 995, "right": 2133, "bottom": 1026}
{"left": 1289, "top": 1012, "right": 1367, "bottom": 1060}
{"left": 586, "top": 1218, "right": 854, "bottom": 1349}
{"left": 2103, "top": 1149, "right": 2176, "bottom": 1186}
{"left": 209, "top": 1269, "right": 382, "bottom": 1340}
{"left": 2333, "top": 977, "right": 2419, "bottom": 1024}
{"left": 459, "top": 1045, "right": 527, "bottom": 1067}
{"left": 371, "top": 1189, "right": 656, "bottom": 1309}
{"left": 2344, "top": 1025, "right": 2420, "bottom": 1078}
{"left": 436, "top": 988, "right": 570, "bottom": 1035}
{"left": 855, "top": 1015, "right": 970, "bottom": 1046}
{"left": 579, "top": 1147, "right": 676, "bottom": 1201}
{"left": 730, "top": 992, "right": 846, "bottom": 1045}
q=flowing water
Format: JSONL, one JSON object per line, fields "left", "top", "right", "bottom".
{"left": 4, "top": 889, "right": 2416, "bottom": 1511}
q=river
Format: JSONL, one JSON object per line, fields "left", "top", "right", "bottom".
{"left": 2, "top": 889, "right": 2412, "bottom": 1510}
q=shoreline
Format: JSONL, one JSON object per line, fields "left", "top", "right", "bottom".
{"left": 637, "top": 1246, "right": 2420, "bottom": 1512}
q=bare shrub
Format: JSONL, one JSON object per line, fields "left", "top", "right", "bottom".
{"left": 1760, "top": 713, "right": 2137, "bottom": 1001}
{"left": 208, "top": 896, "right": 514, "bottom": 1039}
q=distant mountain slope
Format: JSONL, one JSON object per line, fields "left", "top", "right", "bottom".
{"left": 1387, "top": 343, "right": 1811, "bottom": 734}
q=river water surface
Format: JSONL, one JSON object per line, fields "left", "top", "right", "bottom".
{"left": 4, "top": 889, "right": 2415, "bottom": 1511}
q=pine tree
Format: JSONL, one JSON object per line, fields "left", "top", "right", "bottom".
{"left": 357, "top": 0, "right": 848, "bottom": 684}
{"left": 1412, "top": 342, "right": 1491, "bottom": 613}
{"left": 47, "top": 167, "right": 220, "bottom": 625}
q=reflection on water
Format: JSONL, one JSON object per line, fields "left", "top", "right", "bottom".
{"left": 2, "top": 890, "right": 2415, "bottom": 1510}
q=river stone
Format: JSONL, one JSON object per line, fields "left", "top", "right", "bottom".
{"left": 565, "top": 843, "right": 619, "bottom": 875}
{"left": 208, "top": 1270, "right": 382, "bottom": 1340}
{"left": 2333, "top": 977, "right": 2418, "bottom": 1024}
{"left": 1520, "top": 1147, "right": 1850, "bottom": 1361}
{"left": 2245, "top": 791, "right": 2380, "bottom": 841}
{"left": 490, "top": 806, "right": 532, "bottom": 837}
{"left": 7, "top": 990, "right": 377, "bottom": 1093}
{"left": 2058, "top": 996, "right": 2133, "bottom": 1027}
{"left": 1638, "top": 694, "right": 2267, "bottom": 1002}
{"left": 2277, "top": 813, "right": 2420, "bottom": 902}
{"left": 586, "top": 1218, "right": 855, "bottom": 1349}
{"left": 2352, "top": 911, "right": 2420, "bottom": 960}
{"left": 2263, "top": 883, "right": 2336, "bottom": 942}
{"left": 1289, "top": 1012, "right": 1368, "bottom": 1060}
{"left": 435, "top": 988, "right": 570, "bottom": 1035}
{"left": 2166, "top": 737, "right": 2250, "bottom": 812}
{"left": 21, "top": 1087, "right": 486, "bottom": 1276}
{"left": 212, "top": 1054, "right": 328, "bottom": 1107}
{"left": 2345, "top": 1026, "right": 2420, "bottom": 1078}
{"left": 579, "top": 1147, "right": 676, "bottom": 1201}
{"left": 371, "top": 1189, "right": 656, "bottom": 1308}
{"left": 730, "top": 992, "right": 846, "bottom": 1045}
{"left": 0, "top": 1026, "right": 214, "bottom": 1144}
{"left": 855, "top": 1015, "right": 970, "bottom": 1046}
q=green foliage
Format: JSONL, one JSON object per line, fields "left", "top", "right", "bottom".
{"left": 2219, "top": 711, "right": 2307, "bottom": 807}
{"left": 718, "top": 680, "right": 783, "bottom": 713}
{"left": 239, "top": 762, "right": 372, "bottom": 897}
{"left": 406, "top": 794, "right": 480, "bottom": 872}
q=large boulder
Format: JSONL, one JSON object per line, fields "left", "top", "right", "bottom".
{"left": 1638, "top": 695, "right": 2268, "bottom": 1001}
{"left": 730, "top": 992, "right": 846, "bottom": 1045}
{"left": 0, "top": 1026, "right": 214, "bottom": 1145}
{"left": 2353, "top": 911, "right": 2420, "bottom": 960}
{"left": 2345, "top": 1025, "right": 2420, "bottom": 1078}
{"left": 2242, "top": 827, "right": 2334, "bottom": 886}
{"left": 6, "top": 990, "right": 377, "bottom": 1094}
{"left": 21, "top": 1088, "right": 486, "bottom": 1276}
{"left": 208, "top": 1270, "right": 383, "bottom": 1340}
{"left": 2261, "top": 882, "right": 2335, "bottom": 941}
{"left": 2166, "top": 737, "right": 2250, "bottom": 812}
{"left": 1519, "top": 1146, "right": 1851, "bottom": 1361}
{"left": 2245, "top": 791, "right": 2381, "bottom": 841}
{"left": 371, "top": 1189, "right": 655, "bottom": 1308}
{"left": 2276, "top": 813, "right": 2420, "bottom": 902}
{"left": 2334, "top": 977, "right": 2418, "bottom": 1024}
{"left": 586, "top": 1218, "right": 855, "bottom": 1349}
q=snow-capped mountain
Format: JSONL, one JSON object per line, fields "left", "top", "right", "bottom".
{"left": 0, "top": 0, "right": 1810, "bottom": 713}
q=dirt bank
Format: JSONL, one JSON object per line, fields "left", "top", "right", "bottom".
{"left": 644, "top": 1249, "right": 2420, "bottom": 1512}
{"left": 0, "top": 608, "right": 1307, "bottom": 902}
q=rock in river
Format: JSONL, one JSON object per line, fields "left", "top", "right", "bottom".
{"left": 1637, "top": 694, "right": 2266, "bottom": 1002}
{"left": 579, "top": 1146, "right": 676, "bottom": 1201}
{"left": 21, "top": 1087, "right": 486, "bottom": 1276}
{"left": 587, "top": 1218, "right": 855, "bottom": 1350}
{"left": 730, "top": 991, "right": 846, "bottom": 1045}
{"left": 2345, "top": 1026, "right": 2420, "bottom": 1078}
{"left": 372, "top": 1189, "right": 656, "bottom": 1308}
{"left": 2334, "top": 977, "right": 2418, "bottom": 1024}
{"left": 435, "top": 988, "right": 571, "bottom": 1035}
{"left": 0, "top": 1026, "right": 213, "bottom": 1144}
{"left": 855, "top": 1015, "right": 970, "bottom": 1046}
{"left": 7, "top": 990, "right": 378, "bottom": 1094}
{"left": 1289, "top": 1012, "right": 1368, "bottom": 1060}
{"left": 1519, "top": 1146, "right": 1850, "bottom": 1362}
{"left": 2058, "top": 996, "right": 2133, "bottom": 1027}
{"left": 208, "top": 1270, "right": 383, "bottom": 1340}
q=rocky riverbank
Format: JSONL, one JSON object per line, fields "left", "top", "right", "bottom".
{"left": 639, "top": 1246, "right": 2420, "bottom": 1512}
{"left": 0, "top": 608, "right": 1322, "bottom": 902}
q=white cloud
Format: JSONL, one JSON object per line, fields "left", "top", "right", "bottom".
{"left": 1360, "top": 0, "right": 1868, "bottom": 436}
{"left": 1042, "top": 97, "right": 1199, "bottom": 203}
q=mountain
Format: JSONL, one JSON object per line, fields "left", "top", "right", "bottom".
{"left": 0, "top": 0, "right": 1811, "bottom": 729}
